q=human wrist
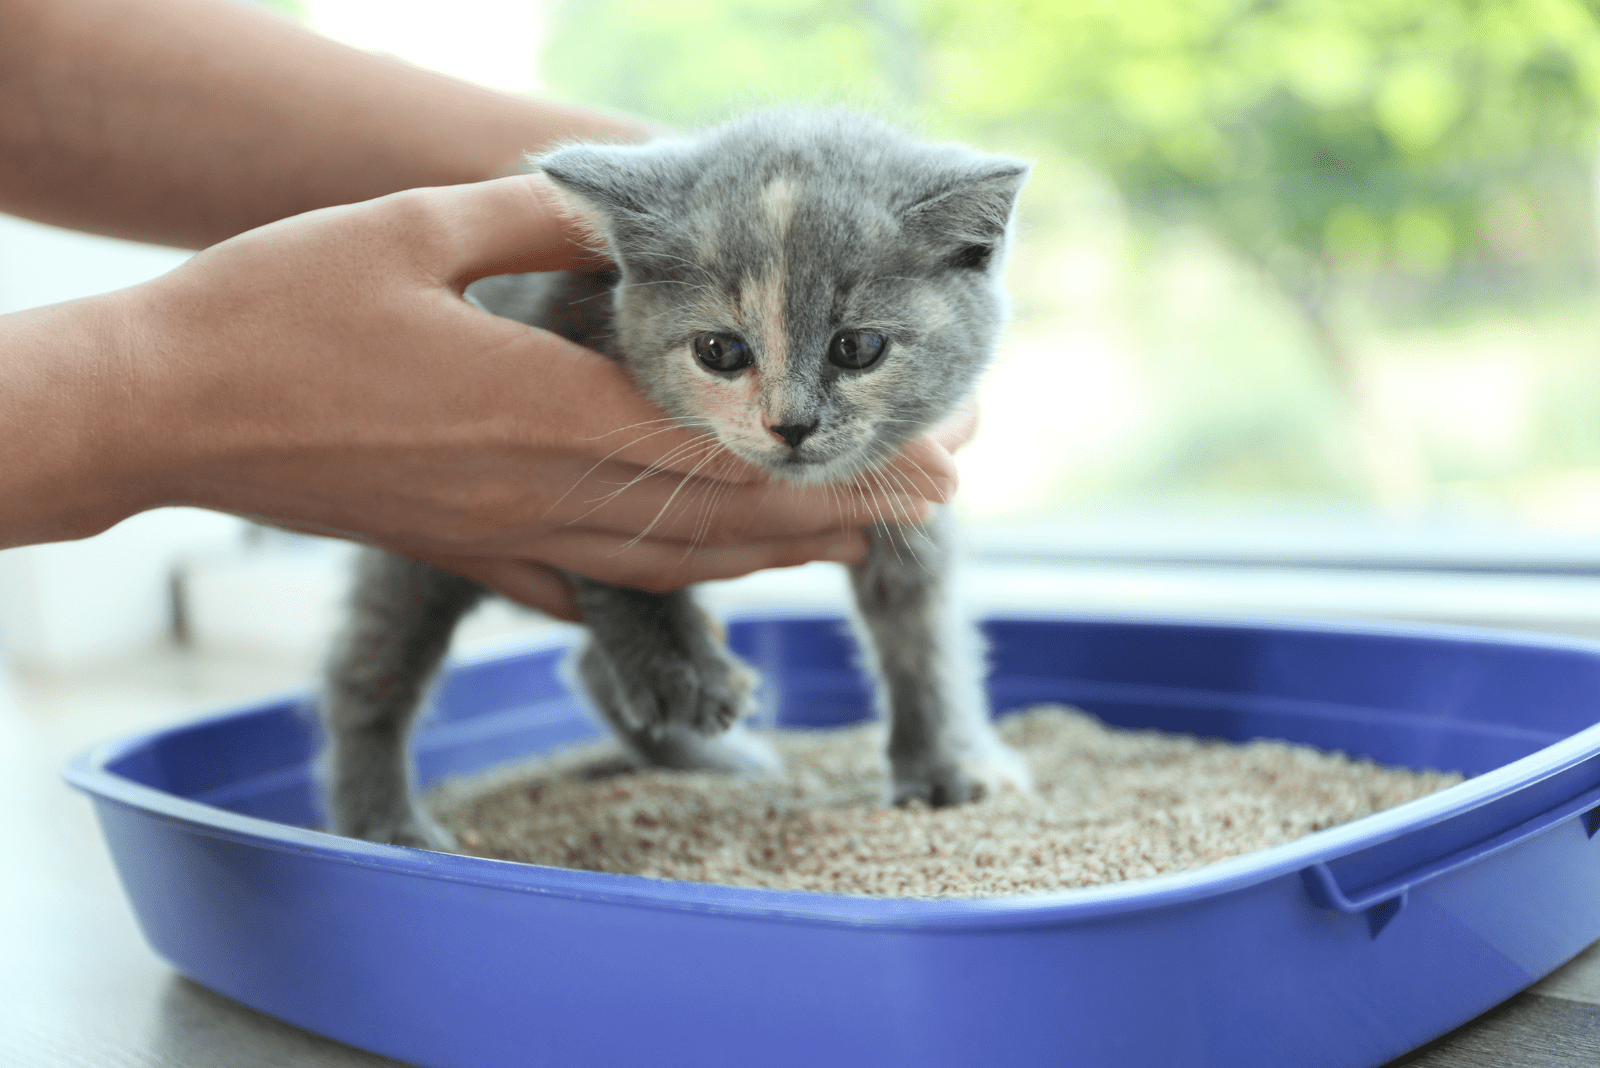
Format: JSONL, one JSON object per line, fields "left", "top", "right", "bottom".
{"left": 0, "top": 291, "right": 166, "bottom": 547}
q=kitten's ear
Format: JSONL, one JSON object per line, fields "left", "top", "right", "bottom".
{"left": 902, "top": 160, "right": 1030, "bottom": 271}
{"left": 531, "top": 143, "right": 674, "bottom": 251}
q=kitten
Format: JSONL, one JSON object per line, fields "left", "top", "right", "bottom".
{"left": 321, "top": 109, "right": 1032, "bottom": 849}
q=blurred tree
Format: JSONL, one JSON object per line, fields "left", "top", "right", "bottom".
{"left": 541, "top": 0, "right": 916, "bottom": 126}
{"left": 923, "top": 0, "right": 1600, "bottom": 271}
{"left": 917, "top": 0, "right": 1600, "bottom": 505}
{"left": 259, "top": 0, "right": 309, "bottom": 20}
{"left": 545, "top": 0, "right": 1600, "bottom": 269}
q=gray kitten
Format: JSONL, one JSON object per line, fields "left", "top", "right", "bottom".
{"left": 321, "top": 110, "right": 1032, "bottom": 849}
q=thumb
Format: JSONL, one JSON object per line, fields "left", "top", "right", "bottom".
{"left": 420, "top": 174, "right": 611, "bottom": 286}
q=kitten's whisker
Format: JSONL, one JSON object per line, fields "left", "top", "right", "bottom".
{"left": 676, "top": 477, "right": 725, "bottom": 564}
{"left": 595, "top": 437, "right": 723, "bottom": 533}
{"left": 893, "top": 454, "right": 945, "bottom": 501}
{"left": 826, "top": 460, "right": 874, "bottom": 536}
{"left": 579, "top": 434, "right": 720, "bottom": 508}
{"left": 875, "top": 464, "right": 940, "bottom": 557}
{"left": 618, "top": 444, "right": 729, "bottom": 551}
{"left": 685, "top": 454, "right": 734, "bottom": 551}
{"left": 611, "top": 431, "right": 720, "bottom": 480}
{"left": 571, "top": 435, "right": 721, "bottom": 517}
{"left": 544, "top": 424, "right": 694, "bottom": 518}
{"left": 696, "top": 464, "right": 747, "bottom": 553}
{"left": 861, "top": 468, "right": 909, "bottom": 566}
{"left": 877, "top": 463, "right": 930, "bottom": 521}
{"left": 824, "top": 480, "right": 847, "bottom": 536}
{"left": 625, "top": 278, "right": 716, "bottom": 295}
{"left": 704, "top": 454, "right": 752, "bottom": 547}
{"left": 638, "top": 252, "right": 721, "bottom": 286}
{"left": 579, "top": 417, "right": 682, "bottom": 442}
{"left": 886, "top": 480, "right": 924, "bottom": 541}
{"left": 874, "top": 464, "right": 937, "bottom": 567}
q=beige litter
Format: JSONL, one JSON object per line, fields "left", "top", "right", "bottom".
{"left": 429, "top": 705, "right": 1463, "bottom": 899}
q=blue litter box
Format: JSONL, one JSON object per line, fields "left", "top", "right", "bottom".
{"left": 67, "top": 613, "right": 1600, "bottom": 1068}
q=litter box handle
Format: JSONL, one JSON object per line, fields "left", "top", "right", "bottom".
{"left": 1301, "top": 775, "right": 1600, "bottom": 939}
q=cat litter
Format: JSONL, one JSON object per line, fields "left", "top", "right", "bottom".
{"left": 431, "top": 705, "right": 1463, "bottom": 899}
{"left": 66, "top": 614, "right": 1600, "bottom": 1067}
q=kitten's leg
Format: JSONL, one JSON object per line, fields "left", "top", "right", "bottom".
{"left": 322, "top": 549, "right": 486, "bottom": 848}
{"left": 849, "top": 508, "right": 1031, "bottom": 806}
{"left": 568, "top": 578, "right": 781, "bottom": 775}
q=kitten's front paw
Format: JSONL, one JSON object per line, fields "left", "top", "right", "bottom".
{"left": 892, "top": 744, "right": 1032, "bottom": 808}
{"left": 640, "top": 720, "right": 786, "bottom": 775}
{"left": 337, "top": 807, "right": 457, "bottom": 851}
{"left": 619, "top": 646, "right": 759, "bottom": 737}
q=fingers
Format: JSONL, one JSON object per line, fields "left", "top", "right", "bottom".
{"left": 418, "top": 528, "right": 870, "bottom": 616}
{"left": 415, "top": 174, "right": 611, "bottom": 285}
{"left": 416, "top": 555, "right": 584, "bottom": 622}
{"left": 878, "top": 436, "right": 959, "bottom": 504}
{"left": 498, "top": 529, "right": 870, "bottom": 594}
{"left": 540, "top": 455, "right": 933, "bottom": 545}
{"left": 933, "top": 398, "right": 980, "bottom": 453}
{"left": 854, "top": 402, "right": 978, "bottom": 505}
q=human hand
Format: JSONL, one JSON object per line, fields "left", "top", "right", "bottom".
{"left": 417, "top": 404, "right": 973, "bottom": 622}
{"left": 89, "top": 176, "right": 963, "bottom": 619}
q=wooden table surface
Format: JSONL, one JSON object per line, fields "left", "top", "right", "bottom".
{"left": 1385, "top": 942, "right": 1600, "bottom": 1067}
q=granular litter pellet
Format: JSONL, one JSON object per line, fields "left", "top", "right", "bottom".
{"left": 428, "top": 705, "right": 1462, "bottom": 899}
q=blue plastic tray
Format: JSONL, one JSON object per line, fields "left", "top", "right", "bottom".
{"left": 67, "top": 613, "right": 1600, "bottom": 1068}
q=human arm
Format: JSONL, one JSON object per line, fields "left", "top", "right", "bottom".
{"left": 0, "top": 177, "right": 956, "bottom": 620}
{"left": 0, "top": 0, "right": 651, "bottom": 248}
{"left": 0, "top": 0, "right": 967, "bottom": 621}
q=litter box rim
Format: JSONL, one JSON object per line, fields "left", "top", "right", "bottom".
{"left": 64, "top": 610, "right": 1600, "bottom": 932}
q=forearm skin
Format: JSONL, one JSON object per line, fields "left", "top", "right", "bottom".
{"left": 0, "top": 0, "right": 646, "bottom": 249}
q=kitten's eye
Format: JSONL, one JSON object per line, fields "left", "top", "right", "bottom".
{"left": 827, "top": 330, "right": 889, "bottom": 371}
{"left": 692, "top": 333, "right": 753, "bottom": 373}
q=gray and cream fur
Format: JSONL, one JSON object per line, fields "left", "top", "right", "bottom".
{"left": 321, "top": 110, "right": 1032, "bottom": 849}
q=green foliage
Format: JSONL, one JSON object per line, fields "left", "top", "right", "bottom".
{"left": 544, "top": 0, "right": 1600, "bottom": 282}
{"left": 256, "top": 0, "right": 309, "bottom": 21}
{"left": 918, "top": 0, "right": 1600, "bottom": 281}
{"left": 541, "top": 0, "right": 919, "bottom": 126}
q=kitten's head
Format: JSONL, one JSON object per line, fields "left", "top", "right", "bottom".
{"left": 537, "top": 110, "right": 1028, "bottom": 484}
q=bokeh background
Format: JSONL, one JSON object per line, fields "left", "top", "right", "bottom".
{"left": 6, "top": 0, "right": 1600, "bottom": 680}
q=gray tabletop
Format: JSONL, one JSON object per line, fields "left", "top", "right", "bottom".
{"left": 4, "top": 642, "right": 1598, "bottom": 1068}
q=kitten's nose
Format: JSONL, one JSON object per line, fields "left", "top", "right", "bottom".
{"left": 769, "top": 421, "right": 819, "bottom": 449}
